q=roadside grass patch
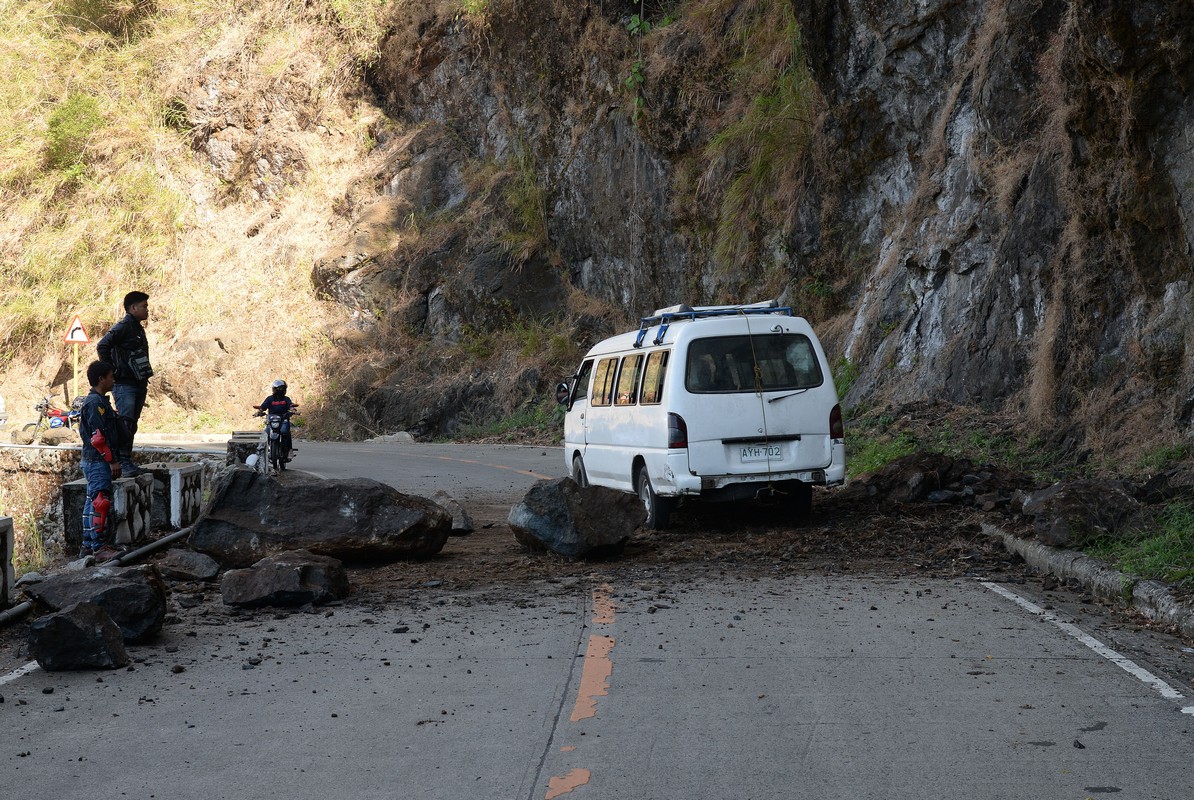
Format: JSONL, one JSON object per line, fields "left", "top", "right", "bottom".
{"left": 845, "top": 407, "right": 1065, "bottom": 481}
{"left": 452, "top": 398, "right": 564, "bottom": 444}
{"left": 0, "top": 480, "right": 52, "bottom": 576}
{"left": 1083, "top": 503, "right": 1194, "bottom": 590}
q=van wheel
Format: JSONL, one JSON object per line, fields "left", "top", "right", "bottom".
{"left": 636, "top": 469, "right": 671, "bottom": 530}
{"left": 788, "top": 482, "right": 813, "bottom": 516}
{"left": 572, "top": 454, "right": 589, "bottom": 488}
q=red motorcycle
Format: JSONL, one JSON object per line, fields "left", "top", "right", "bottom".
{"left": 24, "top": 394, "right": 82, "bottom": 440}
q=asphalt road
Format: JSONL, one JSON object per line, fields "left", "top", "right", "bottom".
{"left": 287, "top": 440, "right": 565, "bottom": 521}
{"left": 139, "top": 438, "right": 564, "bottom": 522}
{"left": 2, "top": 441, "right": 1193, "bottom": 799}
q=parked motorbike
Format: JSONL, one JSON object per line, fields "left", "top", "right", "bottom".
{"left": 24, "top": 394, "right": 82, "bottom": 440}
{"left": 254, "top": 405, "right": 298, "bottom": 473}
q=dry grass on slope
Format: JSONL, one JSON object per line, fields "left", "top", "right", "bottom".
{"left": 0, "top": 0, "right": 392, "bottom": 431}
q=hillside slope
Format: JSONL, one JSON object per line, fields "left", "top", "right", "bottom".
{"left": 3, "top": 0, "right": 1193, "bottom": 468}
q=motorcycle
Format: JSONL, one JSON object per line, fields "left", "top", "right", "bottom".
{"left": 24, "top": 394, "right": 82, "bottom": 440}
{"left": 254, "top": 405, "right": 298, "bottom": 473}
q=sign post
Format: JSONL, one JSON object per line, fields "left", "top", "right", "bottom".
{"left": 63, "top": 314, "right": 90, "bottom": 402}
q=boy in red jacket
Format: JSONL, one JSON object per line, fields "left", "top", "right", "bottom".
{"left": 78, "top": 360, "right": 124, "bottom": 563}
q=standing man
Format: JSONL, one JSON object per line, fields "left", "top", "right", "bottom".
{"left": 78, "top": 360, "right": 123, "bottom": 564}
{"left": 96, "top": 291, "right": 153, "bottom": 477}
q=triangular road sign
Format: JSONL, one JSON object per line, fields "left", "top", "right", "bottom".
{"left": 64, "top": 314, "right": 90, "bottom": 344}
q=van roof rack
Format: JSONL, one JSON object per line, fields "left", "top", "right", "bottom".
{"left": 634, "top": 300, "right": 792, "bottom": 347}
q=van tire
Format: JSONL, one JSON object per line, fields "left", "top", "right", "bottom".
{"left": 572, "top": 454, "right": 589, "bottom": 488}
{"left": 788, "top": 482, "right": 813, "bottom": 516}
{"left": 636, "top": 469, "right": 671, "bottom": 530}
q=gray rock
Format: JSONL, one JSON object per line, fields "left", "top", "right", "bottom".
{"left": 508, "top": 478, "right": 641, "bottom": 559}
{"left": 221, "top": 550, "right": 350, "bottom": 608}
{"left": 21, "top": 564, "right": 168, "bottom": 643}
{"left": 1021, "top": 480, "right": 1143, "bottom": 548}
{"left": 29, "top": 603, "right": 130, "bottom": 670}
{"left": 431, "top": 490, "right": 475, "bottom": 536}
{"left": 155, "top": 550, "right": 221, "bottom": 582}
{"left": 190, "top": 467, "right": 451, "bottom": 568}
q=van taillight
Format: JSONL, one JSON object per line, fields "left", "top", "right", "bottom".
{"left": 668, "top": 413, "right": 688, "bottom": 448}
{"left": 830, "top": 404, "right": 844, "bottom": 439}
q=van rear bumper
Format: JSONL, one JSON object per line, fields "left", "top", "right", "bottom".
{"left": 660, "top": 441, "right": 846, "bottom": 499}
{"left": 661, "top": 469, "right": 842, "bottom": 499}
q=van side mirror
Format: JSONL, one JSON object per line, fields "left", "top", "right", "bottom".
{"left": 555, "top": 382, "right": 572, "bottom": 405}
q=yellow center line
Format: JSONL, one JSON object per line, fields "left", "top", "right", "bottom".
{"left": 570, "top": 634, "right": 615, "bottom": 723}
{"left": 546, "top": 584, "right": 616, "bottom": 798}
{"left": 545, "top": 768, "right": 592, "bottom": 799}
{"left": 425, "top": 454, "right": 553, "bottom": 480}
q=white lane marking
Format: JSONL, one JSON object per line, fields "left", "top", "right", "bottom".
{"left": 0, "top": 661, "right": 40, "bottom": 686}
{"left": 981, "top": 581, "right": 1187, "bottom": 706}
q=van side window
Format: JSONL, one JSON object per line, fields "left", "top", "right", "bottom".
{"left": 686, "top": 334, "right": 824, "bottom": 393}
{"left": 570, "top": 360, "right": 594, "bottom": 407}
{"left": 615, "top": 354, "right": 644, "bottom": 405}
{"left": 592, "top": 357, "right": 618, "bottom": 406}
{"left": 640, "top": 350, "right": 669, "bottom": 404}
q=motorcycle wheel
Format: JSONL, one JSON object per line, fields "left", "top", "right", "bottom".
{"left": 269, "top": 438, "right": 285, "bottom": 472}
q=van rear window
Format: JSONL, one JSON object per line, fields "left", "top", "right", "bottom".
{"left": 685, "top": 334, "right": 823, "bottom": 393}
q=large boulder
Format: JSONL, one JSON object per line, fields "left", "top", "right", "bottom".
{"left": 220, "top": 550, "right": 350, "bottom": 608}
{"left": 1021, "top": 480, "right": 1144, "bottom": 548}
{"left": 21, "top": 564, "right": 168, "bottom": 643}
{"left": 29, "top": 602, "right": 130, "bottom": 671}
{"left": 509, "top": 478, "right": 642, "bottom": 559}
{"left": 189, "top": 467, "right": 451, "bottom": 567}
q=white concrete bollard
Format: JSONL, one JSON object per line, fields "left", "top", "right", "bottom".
{"left": 111, "top": 473, "right": 153, "bottom": 546}
{"left": 62, "top": 473, "right": 153, "bottom": 550}
{"left": 143, "top": 462, "right": 204, "bottom": 530}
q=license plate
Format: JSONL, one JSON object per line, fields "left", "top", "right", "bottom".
{"left": 740, "top": 444, "right": 783, "bottom": 462}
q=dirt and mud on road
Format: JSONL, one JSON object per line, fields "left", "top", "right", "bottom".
{"left": 352, "top": 488, "right": 1028, "bottom": 602}
{"left": 5, "top": 459, "right": 1193, "bottom": 692}
{"left": 343, "top": 486, "right": 1194, "bottom": 694}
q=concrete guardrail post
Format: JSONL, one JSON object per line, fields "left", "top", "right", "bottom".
{"left": 227, "top": 431, "right": 262, "bottom": 467}
{"left": 143, "top": 462, "right": 204, "bottom": 530}
{"left": 1, "top": 516, "right": 13, "bottom": 609}
{"left": 61, "top": 473, "right": 154, "bottom": 552}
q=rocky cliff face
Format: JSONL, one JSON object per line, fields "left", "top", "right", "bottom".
{"left": 305, "top": 0, "right": 1193, "bottom": 452}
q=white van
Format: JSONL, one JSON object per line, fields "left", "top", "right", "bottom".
{"left": 556, "top": 300, "right": 845, "bottom": 528}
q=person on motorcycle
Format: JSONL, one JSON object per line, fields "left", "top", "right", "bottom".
{"left": 78, "top": 360, "right": 124, "bottom": 564}
{"left": 252, "top": 379, "right": 299, "bottom": 460}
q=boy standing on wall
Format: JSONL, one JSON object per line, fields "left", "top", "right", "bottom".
{"left": 78, "top": 360, "right": 123, "bottom": 564}
{"left": 97, "top": 291, "right": 153, "bottom": 477}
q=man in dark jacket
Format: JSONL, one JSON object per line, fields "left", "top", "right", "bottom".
{"left": 96, "top": 291, "right": 152, "bottom": 476}
{"left": 78, "top": 360, "right": 123, "bottom": 563}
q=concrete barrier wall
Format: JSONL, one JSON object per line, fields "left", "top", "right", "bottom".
{"left": 1, "top": 515, "right": 13, "bottom": 608}
{"left": 144, "top": 462, "right": 204, "bottom": 530}
{"left": 61, "top": 473, "right": 154, "bottom": 550}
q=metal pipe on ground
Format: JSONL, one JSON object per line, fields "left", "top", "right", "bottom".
{"left": 0, "top": 600, "right": 33, "bottom": 627}
{"left": 111, "top": 527, "right": 192, "bottom": 567}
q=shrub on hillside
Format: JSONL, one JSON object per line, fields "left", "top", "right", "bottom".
{"left": 44, "top": 92, "right": 103, "bottom": 173}
{"left": 53, "top": 0, "right": 157, "bottom": 37}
